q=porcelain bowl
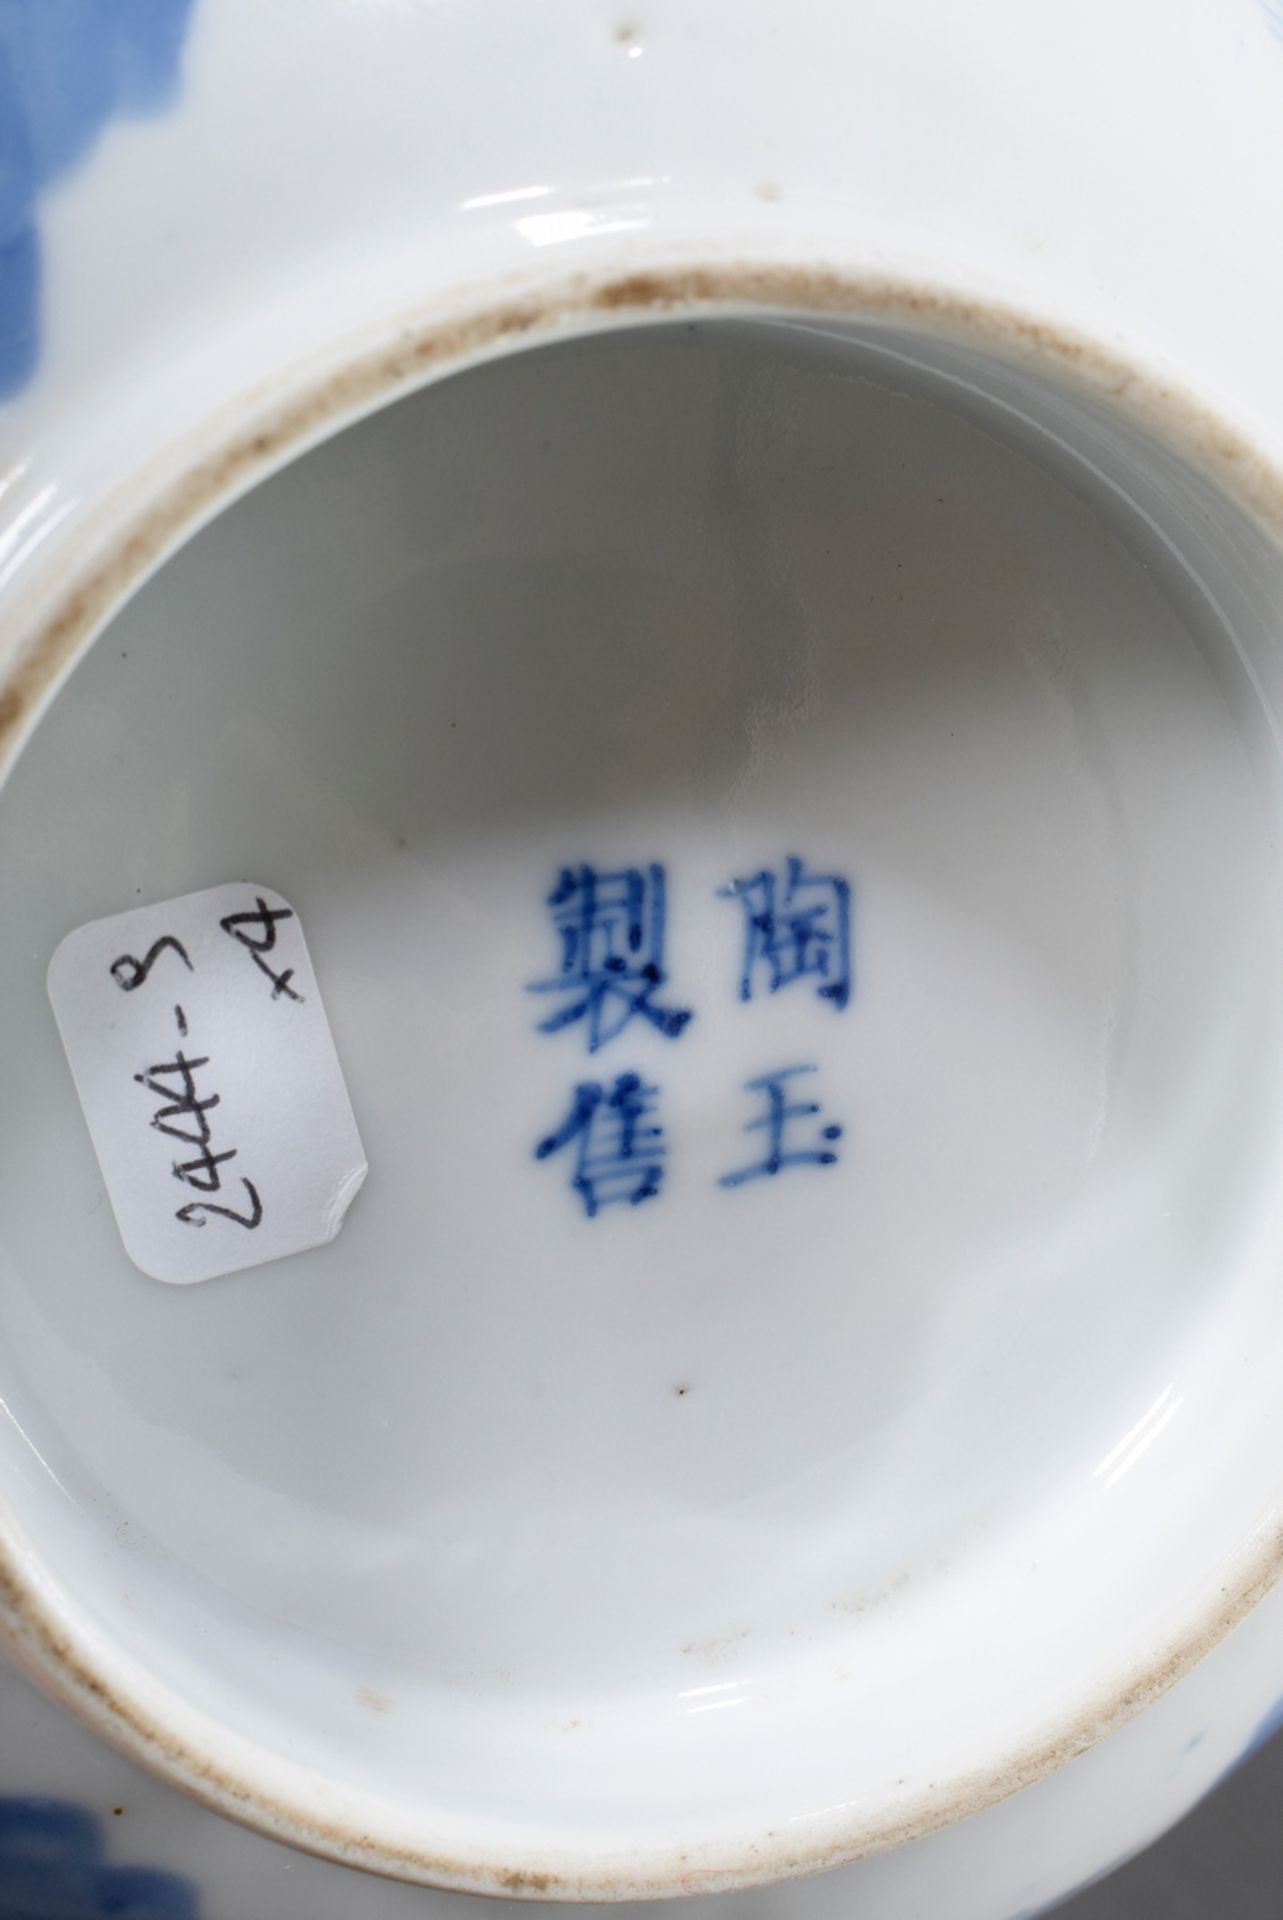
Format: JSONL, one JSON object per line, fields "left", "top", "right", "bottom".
{"left": 4, "top": 3, "right": 1283, "bottom": 1912}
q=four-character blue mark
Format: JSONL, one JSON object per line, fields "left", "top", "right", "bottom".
{"left": 720, "top": 1065, "right": 844, "bottom": 1188}
{"left": 532, "top": 858, "right": 853, "bottom": 1216}
{"left": 0, "top": 1797, "right": 198, "bottom": 1918}
{"left": 528, "top": 864, "right": 692, "bottom": 1052}
{"left": 535, "top": 1071, "right": 665, "bottom": 1218}
{"left": 720, "top": 855, "right": 852, "bottom": 1010}
{"left": 0, "top": 1, "right": 199, "bottom": 398}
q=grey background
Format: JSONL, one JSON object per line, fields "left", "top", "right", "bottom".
{"left": 1050, "top": 1729, "right": 1283, "bottom": 1916}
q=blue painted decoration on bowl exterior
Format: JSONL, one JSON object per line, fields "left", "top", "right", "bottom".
{"left": 0, "top": 0, "right": 197, "bottom": 398}
{"left": 0, "top": 1798, "right": 198, "bottom": 1918}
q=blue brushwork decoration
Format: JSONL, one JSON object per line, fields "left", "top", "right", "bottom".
{"left": 1265, "top": 0, "right": 1283, "bottom": 42}
{"left": 535, "top": 1070, "right": 666, "bottom": 1217}
{"left": 719, "top": 856, "right": 852, "bottom": 1011}
{"left": 528, "top": 863, "right": 692, "bottom": 1053}
{"left": 0, "top": 1798, "right": 198, "bottom": 1918}
{"left": 0, "top": 0, "right": 198, "bottom": 398}
{"left": 719, "top": 1064, "right": 844, "bottom": 1188}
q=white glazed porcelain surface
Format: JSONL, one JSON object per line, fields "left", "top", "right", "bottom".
{"left": 0, "top": 1600, "right": 1281, "bottom": 1920}
{"left": 4, "top": 2, "right": 1283, "bottom": 1915}
{"left": 5, "top": 313, "right": 1283, "bottom": 1896}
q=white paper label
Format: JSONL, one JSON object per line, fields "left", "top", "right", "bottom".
{"left": 47, "top": 883, "right": 367, "bottom": 1285}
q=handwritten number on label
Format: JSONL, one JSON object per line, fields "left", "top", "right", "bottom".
{"left": 110, "top": 935, "right": 193, "bottom": 992}
{"left": 219, "top": 898, "right": 303, "bottom": 1002}
{"left": 135, "top": 1050, "right": 226, "bottom": 1182}
{"left": 134, "top": 1011, "right": 266, "bottom": 1230}
{"left": 176, "top": 1179, "right": 264, "bottom": 1230}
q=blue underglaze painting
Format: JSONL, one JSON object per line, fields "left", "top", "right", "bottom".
{"left": 528, "top": 863, "right": 692, "bottom": 1053}
{"left": 719, "top": 856, "right": 852, "bottom": 1010}
{"left": 0, "top": 1799, "right": 198, "bottom": 1918}
{"left": 719, "top": 1064, "right": 844, "bottom": 1188}
{"left": 1266, "top": 0, "right": 1283, "bottom": 43}
{"left": 536, "top": 1071, "right": 666, "bottom": 1216}
{"left": 0, "top": 0, "right": 197, "bottom": 398}
{"left": 530, "top": 854, "right": 856, "bottom": 1217}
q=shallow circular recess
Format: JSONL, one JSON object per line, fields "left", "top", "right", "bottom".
{"left": 3, "top": 314, "right": 1283, "bottom": 1892}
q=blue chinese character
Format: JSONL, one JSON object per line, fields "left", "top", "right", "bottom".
{"left": 719, "top": 856, "right": 852, "bottom": 1009}
{"left": 720, "top": 1065, "right": 844, "bottom": 1188}
{"left": 529, "top": 863, "right": 693, "bottom": 1052}
{"left": 536, "top": 1072, "right": 666, "bottom": 1217}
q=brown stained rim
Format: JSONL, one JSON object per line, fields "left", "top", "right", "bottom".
{"left": 2, "top": 259, "right": 1283, "bottom": 1900}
